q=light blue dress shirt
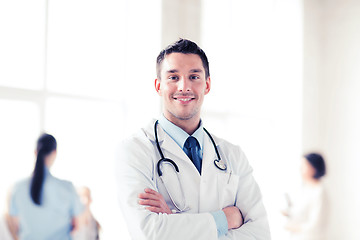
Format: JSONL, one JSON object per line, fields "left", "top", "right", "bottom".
{"left": 9, "top": 167, "right": 84, "bottom": 240}
{"left": 158, "top": 115, "right": 228, "bottom": 237}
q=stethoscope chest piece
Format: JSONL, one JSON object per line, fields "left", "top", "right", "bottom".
{"left": 214, "top": 159, "right": 227, "bottom": 171}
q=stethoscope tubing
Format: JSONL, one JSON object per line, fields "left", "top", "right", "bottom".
{"left": 154, "top": 120, "right": 226, "bottom": 172}
{"left": 154, "top": 120, "right": 227, "bottom": 212}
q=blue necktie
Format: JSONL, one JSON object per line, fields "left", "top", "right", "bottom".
{"left": 184, "top": 136, "right": 202, "bottom": 174}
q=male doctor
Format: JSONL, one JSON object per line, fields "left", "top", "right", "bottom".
{"left": 116, "top": 39, "right": 271, "bottom": 239}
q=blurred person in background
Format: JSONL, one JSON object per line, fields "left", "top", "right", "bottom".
{"left": 282, "top": 153, "right": 328, "bottom": 240}
{"left": 72, "top": 186, "right": 100, "bottom": 240}
{"left": 1, "top": 189, "right": 18, "bottom": 240}
{"left": 7, "top": 133, "right": 84, "bottom": 240}
{"left": 0, "top": 212, "right": 15, "bottom": 240}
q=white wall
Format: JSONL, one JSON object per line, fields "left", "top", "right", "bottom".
{"left": 303, "top": 0, "right": 360, "bottom": 239}
{"left": 161, "top": 0, "right": 202, "bottom": 47}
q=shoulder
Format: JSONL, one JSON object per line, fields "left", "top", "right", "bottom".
{"left": 48, "top": 176, "right": 77, "bottom": 194}
{"left": 116, "top": 120, "right": 157, "bottom": 168}
{"left": 119, "top": 120, "right": 156, "bottom": 153}
{"left": 209, "top": 133, "right": 252, "bottom": 173}
{"left": 312, "top": 183, "right": 327, "bottom": 199}
{"left": 115, "top": 121, "right": 157, "bottom": 181}
{"left": 11, "top": 178, "right": 31, "bottom": 194}
{"left": 211, "top": 133, "right": 245, "bottom": 156}
{"left": 121, "top": 130, "right": 151, "bottom": 149}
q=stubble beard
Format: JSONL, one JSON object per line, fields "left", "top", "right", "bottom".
{"left": 166, "top": 106, "right": 200, "bottom": 122}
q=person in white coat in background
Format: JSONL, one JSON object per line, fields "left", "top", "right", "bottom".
{"left": 283, "top": 153, "right": 328, "bottom": 240}
{"left": 116, "top": 39, "right": 270, "bottom": 240}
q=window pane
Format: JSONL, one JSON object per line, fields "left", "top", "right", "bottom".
{"left": 47, "top": 0, "right": 126, "bottom": 99}
{"left": 0, "top": 0, "right": 45, "bottom": 90}
{"left": 0, "top": 100, "right": 40, "bottom": 212}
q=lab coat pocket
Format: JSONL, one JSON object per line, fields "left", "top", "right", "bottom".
{"left": 217, "top": 172, "right": 240, "bottom": 208}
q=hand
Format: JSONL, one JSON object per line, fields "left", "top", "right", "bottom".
{"left": 285, "top": 224, "right": 301, "bottom": 233}
{"left": 138, "top": 188, "right": 172, "bottom": 214}
{"left": 222, "top": 206, "right": 243, "bottom": 229}
{"left": 281, "top": 209, "right": 290, "bottom": 217}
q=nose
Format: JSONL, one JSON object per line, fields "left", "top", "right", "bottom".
{"left": 177, "top": 76, "right": 191, "bottom": 92}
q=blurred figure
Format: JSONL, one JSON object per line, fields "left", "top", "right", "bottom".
{"left": 7, "top": 133, "right": 84, "bottom": 240}
{"left": 283, "top": 153, "right": 328, "bottom": 240}
{"left": 2, "top": 189, "right": 18, "bottom": 240}
{"left": 0, "top": 213, "right": 15, "bottom": 240}
{"left": 72, "top": 186, "right": 100, "bottom": 240}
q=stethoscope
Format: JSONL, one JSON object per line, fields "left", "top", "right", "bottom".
{"left": 154, "top": 120, "right": 227, "bottom": 212}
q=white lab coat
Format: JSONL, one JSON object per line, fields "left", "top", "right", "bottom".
{"left": 286, "top": 183, "right": 328, "bottom": 240}
{"left": 116, "top": 120, "right": 270, "bottom": 240}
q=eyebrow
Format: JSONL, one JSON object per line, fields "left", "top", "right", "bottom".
{"left": 166, "top": 69, "right": 203, "bottom": 74}
{"left": 166, "top": 69, "right": 178, "bottom": 74}
{"left": 190, "top": 69, "right": 203, "bottom": 73}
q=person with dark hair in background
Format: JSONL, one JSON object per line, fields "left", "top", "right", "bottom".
{"left": 283, "top": 153, "right": 328, "bottom": 240}
{"left": 8, "top": 133, "right": 84, "bottom": 240}
{"left": 116, "top": 39, "right": 270, "bottom": 239}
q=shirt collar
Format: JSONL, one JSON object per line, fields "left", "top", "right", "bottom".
{"left": 44, "top": 166, "right": 51, "bottom": 178}
{"left": 158, "top": 115, "right": 204, "bottom": 151}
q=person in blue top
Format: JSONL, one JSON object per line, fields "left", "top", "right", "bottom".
{"left": 8, "top": 133, "right": 84, "bottom": 240}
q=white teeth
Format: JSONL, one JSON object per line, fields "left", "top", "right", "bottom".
{"left": 178, "top": 98, "right": 191, "bottom": 101}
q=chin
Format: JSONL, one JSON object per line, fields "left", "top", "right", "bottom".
{"left": 170, "top": 112, "right": 196, "bottom": 121}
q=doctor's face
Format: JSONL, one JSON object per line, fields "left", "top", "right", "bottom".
{"left": 155, "top": 53, "right": 211, "bottom": 124}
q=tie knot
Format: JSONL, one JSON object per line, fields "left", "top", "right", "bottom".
{"left": 184, "top": 136, "right": 198, "bottom": 149}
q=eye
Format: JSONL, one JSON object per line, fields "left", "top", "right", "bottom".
{"left": 168, "top": 75, "right": 179, "bottom": 81}
{"left": 190, "top": 75, "right": 200, "bottom": 80}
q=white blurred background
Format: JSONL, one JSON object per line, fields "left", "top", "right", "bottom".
{"left": 0, "top": 0, "right": 359, "bottom": 239}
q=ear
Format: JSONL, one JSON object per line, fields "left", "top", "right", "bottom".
{"left": 204, "top": 77, "right": 211, "bottom": 95}
{"left": 155, "top": 78, "right": 162, "bottom": 96}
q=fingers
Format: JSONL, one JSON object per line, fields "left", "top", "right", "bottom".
{"left": 138, "top": 188, "right": 164, "bottom": 207}
{"left": 144, "top": 188, "right": 157, "bottom": 194}
{"left": 145, "top": 206, "right": 165, "bottom": 214}
{"left": 137, "top": 188, "right": 172, "bottom": 214}
{"left": 138, "top": 199, "right": 161, "bottom": 207}
{"left": 138, "top": 189, "right": 162, "bottom": 201}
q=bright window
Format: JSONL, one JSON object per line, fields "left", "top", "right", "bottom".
{"left": 0, "top": 0, "right": 45, "bottom": 90}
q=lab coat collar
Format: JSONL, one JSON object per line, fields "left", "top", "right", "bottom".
{"left": 143, "top": 119, "right": 223, "bottom": 147}
{"left": 145, "top": 119, "right": 192, "bottom": 166}
{"left": 142, "top": 119, "right": 221, "bottom": 174}
{"left": 158, "top": 115, "right": 204, "bottom": 154}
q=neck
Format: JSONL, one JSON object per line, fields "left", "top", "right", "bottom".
{"left": 304, "top": 177, "right": 320, "bottom": 186}
{"left": 163, "top": 114, "right": 200, "bottom": 135}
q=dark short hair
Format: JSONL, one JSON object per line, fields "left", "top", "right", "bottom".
{"left": 156, "top": 39, "right": 210, "bottom": 79}
{"left": 304, "top": 153, "right": 326, "bottom": 179}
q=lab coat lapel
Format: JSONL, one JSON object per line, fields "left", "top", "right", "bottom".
{"left": 144, "top": 119, "right": 197, "bottom": 167}
{"left": 161, "top": 132, "right": 191, "bottom": 164}
{"left": 201, "top": 131, "right": 218, "bottom": 177}
{"left": 199, "top": 130, "right": 221, "bottom": 212}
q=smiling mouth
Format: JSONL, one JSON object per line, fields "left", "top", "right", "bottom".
{"left": 173, "top": 96, "right": 195, "bottom": 103}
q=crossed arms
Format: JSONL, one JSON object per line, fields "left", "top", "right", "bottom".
{"left": 117, "top": 138, "right": 271, "bottom": 240}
